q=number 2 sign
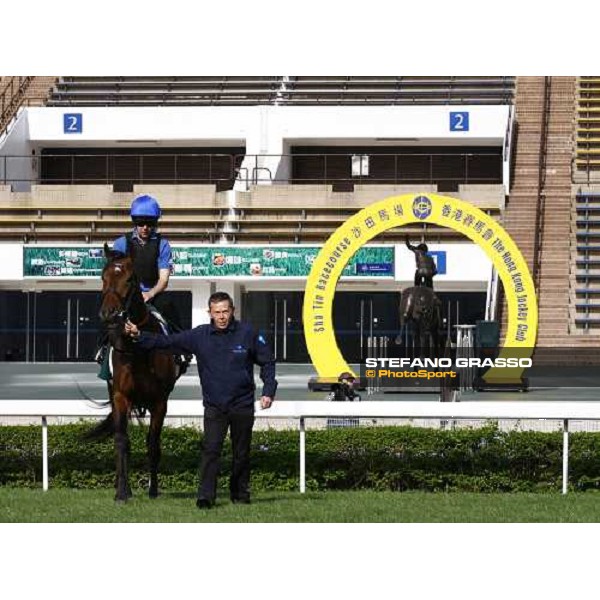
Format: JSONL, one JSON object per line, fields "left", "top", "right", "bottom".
{"left": 63, "top": 113, "right": 83, "bottom": 134}
{"left": 450, "top": 112, "right": 469, "bottom": 132}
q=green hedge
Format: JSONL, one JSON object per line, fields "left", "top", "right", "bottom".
{"left": 2, "top": 423, "right": 600, "bottom": 493}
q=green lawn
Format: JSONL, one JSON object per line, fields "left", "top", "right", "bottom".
{"left": 2, "top": 488, "right": 600, "bottom": 522}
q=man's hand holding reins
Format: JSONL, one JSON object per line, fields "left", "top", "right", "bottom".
{"left": 124, "top": 320, "right": 140, "bottom": 338}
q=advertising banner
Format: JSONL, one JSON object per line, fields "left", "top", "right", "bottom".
{"left": 23, "top": 245, "right": 394, "bottom": 279}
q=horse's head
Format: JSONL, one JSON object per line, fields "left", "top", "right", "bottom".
{"left": 99, "top": 242, "right": 140, "bottom": 326}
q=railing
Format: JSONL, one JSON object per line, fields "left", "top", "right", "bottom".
{"left": 485, "top": 266, "right": 500, "bottom": 321}
{"left": 0, "top": 77, "right": 31, "bottom": 121}
{"left": 2, "top": 399, "right": 597, "bottom": 495}
{"left": 46, "top": 76, "right": 516, "bottom": 107}
{"left": 533, "top": 77, "right": 551, "bottom": 289}
{"left": 0, "top": 152, "right": 503, "bottom": 189}
{"left": 0, "top": 77, "right": 38, "bottom": 138}
{"left": 576, "top": 76, "right": 600, "bottom": 182}
{"left": 502, "top": 105, "right": 515, "bottom": 193}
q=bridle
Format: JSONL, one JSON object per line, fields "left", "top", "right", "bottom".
{"left": 102, "top": 265, "right": 150, "bottom": 331}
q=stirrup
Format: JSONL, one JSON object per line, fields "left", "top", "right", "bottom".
{"left": 174, "top": 353, "right": 192, "bottom": 366}
{"left": 95, "top": 345, "right": 107, "bottom": 365}
{"left": 174, "top": 353, "right": 192, "bottom": 377}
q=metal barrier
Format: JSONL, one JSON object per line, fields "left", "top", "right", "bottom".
{"left": 366, "top": 335, "right": 390, "bottom": 395}
{"left": 454, "top": 324, "right": 476, "bottom": 394}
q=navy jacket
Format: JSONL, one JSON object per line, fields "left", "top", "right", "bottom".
{"left": 135, "top": 319, "right": 277, "bottom": 410}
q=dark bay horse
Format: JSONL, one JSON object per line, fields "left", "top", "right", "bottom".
{"left": 87, "top": 244, "right": 178, "bottom": 501}
{"left": 397, "top": 286, "right": 443, "bottom": 359}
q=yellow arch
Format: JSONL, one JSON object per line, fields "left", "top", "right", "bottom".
{"left": 302, "top": 193, "right": 537, "bottom": 382}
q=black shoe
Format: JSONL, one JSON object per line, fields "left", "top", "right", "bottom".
{"left": 231, "top": 497, "right": 251, "bottom": 505}
{"left": 196, "top": 498, "right": 214, "bottom": 509}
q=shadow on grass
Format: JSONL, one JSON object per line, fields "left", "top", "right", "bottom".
{"left": 163, "top": 490, "right": 325, "bottom": 507}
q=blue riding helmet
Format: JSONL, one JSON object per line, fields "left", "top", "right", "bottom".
{"left": 130, "top": 195, "right": 161, "bottom": 220}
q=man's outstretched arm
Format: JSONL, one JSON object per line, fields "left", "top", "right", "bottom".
{"left": 125, "top": 320, "right": 198, "bottom": 355}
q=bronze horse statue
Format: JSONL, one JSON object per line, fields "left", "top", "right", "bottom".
{"left": 86, "top": 244, "right": 178, "bottom": 502}
{"left": 397, "top": 286, "right": 443, "bottom": 358}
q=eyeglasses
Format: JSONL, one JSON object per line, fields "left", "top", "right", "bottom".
{"left": 133, "top": 219, "right": 157, "bottom": 228}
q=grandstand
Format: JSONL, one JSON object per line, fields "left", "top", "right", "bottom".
{"left": 0, "top": 75, "right": 598, "bottom": 363}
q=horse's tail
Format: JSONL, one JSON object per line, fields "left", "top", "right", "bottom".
{"left": 82, "top": 412, "right": 115, "bottom": 441}
{"left": 82, "top": 406, "right": 147, "bottom": 441}
{"left": 82, "top": 381, "right": 115, "bottom": 441}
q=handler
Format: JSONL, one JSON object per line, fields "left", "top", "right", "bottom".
{"left": 124, "top": 291, "right": 277, "bottom": 508}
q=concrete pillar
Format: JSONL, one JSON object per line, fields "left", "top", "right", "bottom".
{"left": 274, "top": 139, "right": 291, "bottom": 182}
{"left": 190, "top": 281, "right": 215, "bottom": 327}
{"left": 234, "top": 108, "right": 286, "bottom": 190}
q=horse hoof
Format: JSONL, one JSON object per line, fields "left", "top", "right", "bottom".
{"left": 149, "top": 490, "right": 159, "bottom": 499}
{"left": 115, "top": 496, "right": 128, "bottom": 504}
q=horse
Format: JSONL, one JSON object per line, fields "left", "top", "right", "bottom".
{"left": 86, "top": 243, "right": 178, "bottom": 502}
{"left": 397, "top": 286, "right": 443, "bottom": 359}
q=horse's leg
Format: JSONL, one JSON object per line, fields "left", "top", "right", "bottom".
{"left": 148, "top": 397, "right": 167, "bottom": 499}
{"left": 418, "top": 323, "right": 428, "bottom": 361}
{"left": 423, "top": 318, "right": 433, "bottom": 360}
{"left": 396, "top": 314, "right": 406, "bottom": 346}
{"left": 113, "top": 391, "right": 131, "bottom": 502}
{"left": 406, "top": 320, "right": 415, "bottom": 359}
{"left": 397, "top": 294, "right": 413, "bottom": 346}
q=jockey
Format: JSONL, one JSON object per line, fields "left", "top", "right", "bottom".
{"left": 95, "top": 194, "right": 184, "bottom": 370}
{"left": 405, "top": 235, "right": 437, "bottom": 289}
{"left": 111, "top": 194, "right": 182, "bottom": 331}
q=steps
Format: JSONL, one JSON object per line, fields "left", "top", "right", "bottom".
{"left": 500, "top": 77, "right": 577, "bottom": 347}
{"left": 573, "top": 191, "right": 600, "bottom": 333}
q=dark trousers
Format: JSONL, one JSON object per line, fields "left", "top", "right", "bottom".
{"left": 198, "top": 405, "right": 255, "bottom": 502}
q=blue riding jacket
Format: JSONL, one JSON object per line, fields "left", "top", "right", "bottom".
{"left": 135, "top": 318, "right": 277, "bottom": 411}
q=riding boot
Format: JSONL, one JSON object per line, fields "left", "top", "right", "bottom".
{"left": 95, "top": 329, "right": 110, "bottom": 364}
{"left": 167, "top": 319, "right": 193, "bottom": 374}
{"left": 95, "top": 344, "right": 108, "bottom": 365}
{"left": 174, "top": 352, "right": 193, "bottom": 377}
{"left": 97, "top": 348, "right": 111, "bottom": 381}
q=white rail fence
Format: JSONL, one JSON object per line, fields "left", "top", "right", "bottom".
{"left": 3, "top": 400, "right": 600, "bottom": 495}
